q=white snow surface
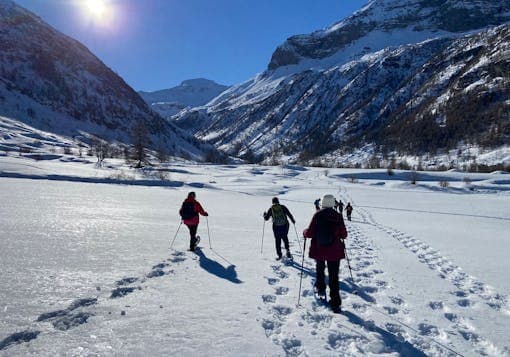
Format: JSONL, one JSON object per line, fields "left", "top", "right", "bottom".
{"left": 1, "top": 153, "right": 510, "bottom": 356}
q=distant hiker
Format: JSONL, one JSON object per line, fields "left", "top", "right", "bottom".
{"left": 335, "top": 199, "right": 344, "bottom": 213}
{"left": 345, "top": 203, "right": 353, "bottom": 221}
{"left": 264, "top": 197, "right": 296, "bottom": 260}
{"left": 303, "top": 194, "right": 348, "bottom": 313}
{"left": 179, "top": 192, "right": 208, "bottom": 251}
{"left": 314, "top": 198, "right": 321, "bottom": 211}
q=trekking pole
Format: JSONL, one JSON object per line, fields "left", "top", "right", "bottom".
{"left": 260, "top": 218, "right": 266, "bottom": 254}
{"left": 292, "top": 224, "right": 302, "bottom": 255}
{"left": 206, "top": 216, "right": 212, "bottom": 249}
{"left": 170, "top": 221, "right": 182, "bottom": 249}
{"left": 342, "top": 239, "right": 355, "bottom": 283}
{"left": 297, "top": 238, "right": 307, "bottom": 306}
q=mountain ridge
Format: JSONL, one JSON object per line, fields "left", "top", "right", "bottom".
{"left": 139, "top": 78, "right": 229, "bottom": 119}
{"left": 0, "top": 0, "right": 216, "bottom": 161}
{"left": 268, "top": 0, "right": 510, "bottom": 72}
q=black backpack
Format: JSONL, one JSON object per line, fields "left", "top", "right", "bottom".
{"left": 180, "top": 201, "right": 197, "bottom": 220}
{"left": 315, "top": 212, "right": 337, "bottom": 246}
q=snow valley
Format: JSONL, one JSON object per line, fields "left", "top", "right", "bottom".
{"left": 1, "top": 154, "right": 509, "bottom": 356}
{"left": 1, "top": 0, "right": 510, "bottom": 355}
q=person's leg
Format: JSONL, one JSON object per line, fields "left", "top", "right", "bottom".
{"left": 315, "top": 260, "right": 326, "bottom": 293}
{"left": 327, "top": 260, "right": 341, "bottom": 309}
{"left": 273, "top": 226, "right": 283, "bottom": 258}
{"left": 282, "top": 224, "right": 291, "bottom": 256}
{"left": 188, "top": 225, "right": 198, "bottom": 250}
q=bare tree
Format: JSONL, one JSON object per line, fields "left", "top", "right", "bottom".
{"left": 92, "top": 140, "right": 110, "bottom": 166}
{"left": 131, "top": 121, "right": 149, "bottom": 168}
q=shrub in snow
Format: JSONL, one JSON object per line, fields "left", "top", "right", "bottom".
{"left": 408, "top": 170, "right": 419, "bottom": 184}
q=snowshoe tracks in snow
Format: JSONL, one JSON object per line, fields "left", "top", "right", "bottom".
{"left": 0, "top": 251, "right": 187, "bottom": 352}
{"left": 260, "top": 261, "right": 305, "bottom": 356}
{"left": 350, "top": 203, "right": 509, "bottom": 355}
{"left": 353, "top": 203, "right": 509, "bottom": 314}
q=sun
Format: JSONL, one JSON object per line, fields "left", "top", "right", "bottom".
{"left": 85, "top": 0, "right": 106, "bottom": 19}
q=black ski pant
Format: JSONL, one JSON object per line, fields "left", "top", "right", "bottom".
{"left": 315, "top": 260, "right": 341, "bottom": 308}
{"left": 272, "top": 223, "right": 290, "bottom": 257}
{"left": 186, "top": 224, "right": 198, "bottom": 250}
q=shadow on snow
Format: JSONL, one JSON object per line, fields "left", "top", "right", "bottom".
{"left": 342, "top": 310, "right": 428, "bottom": 357}
{"left": 195, "top": 248, "right": 243, "bottom": 284}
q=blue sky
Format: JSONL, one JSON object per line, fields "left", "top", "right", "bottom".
{"left": 15, "top": 0, "right": 367, "bottom": 91}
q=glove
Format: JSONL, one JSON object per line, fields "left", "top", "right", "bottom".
{"left": 292, "top": 220, "right": 296, "bottom": 224}
{"left": 204, "top": 212, "right": 209, "bottom": 216}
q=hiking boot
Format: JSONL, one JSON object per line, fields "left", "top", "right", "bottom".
{"left": 330, "top": 304, "right": 341, "bottom": 314}
{"left": 276, "top": 255, "right": 283, "bottom": 261}
{"left": 286, "top": 250, "right": 292, "bottom": 259}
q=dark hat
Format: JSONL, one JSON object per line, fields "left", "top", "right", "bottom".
{"left": 188, "top": 192, "right": 196, "bottom": 198}
{"left": 272, "top": 197, "right": 279, "bottom": 204}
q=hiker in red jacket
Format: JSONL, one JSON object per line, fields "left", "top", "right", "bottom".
{"left": 179, "top": 192, "right": 208, "bottom": 251}
{"left": 303, "top": 194, "right": 347, "bottom": 313}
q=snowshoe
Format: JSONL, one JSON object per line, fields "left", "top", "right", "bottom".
{"left": 314, "top": 288, "right": 327, "bottom": 303}
{"left": 189, "top": 236, "right": 200, "bottom": 251}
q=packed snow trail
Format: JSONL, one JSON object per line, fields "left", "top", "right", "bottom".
{"left": 258, "top": 213, "right": 465, "bottom": 356}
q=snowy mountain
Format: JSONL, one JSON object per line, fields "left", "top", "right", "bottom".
{"left": 175, "top": 0, "right": 510, "bottom": 167}
{"left": 268, "top": 0, "right": 510, "bottom": 72}
{"left": 0, "top": 0, "right": 215, "bottom": 161}
{"left": 139, "top": 79, "right": 230, "bottom": 118}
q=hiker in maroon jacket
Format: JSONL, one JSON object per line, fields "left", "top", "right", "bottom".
{"left": 303, "top": 194, "right": 348, "bottom": 313}
{"left": 179, "top": 192, "right": 208, "bottom": 251}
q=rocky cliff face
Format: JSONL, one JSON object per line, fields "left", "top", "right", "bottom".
{"left": 0, "top": 0, "right": 209, "bottom": 159}
{"left": 268, "top": 0, "right": 510, "bottom": 71}
{"left": 174, "top": 0, "right": 510, "bottom": 165}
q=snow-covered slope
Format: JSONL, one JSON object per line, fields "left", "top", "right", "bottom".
{"left": 175, "top": 0, "right": 510, "bottom": 166}
{"left": 0, "top": 0, "right": 213, "bottom": 160}
{"left": 139, "top": 79, "right": 229, "bottom": 118}
{"left": 269, "top": 0, "right": 510, "bottom": 73}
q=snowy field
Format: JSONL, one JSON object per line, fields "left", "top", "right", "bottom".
{"left": 1, "top": 154, "right": 510, "bottom": 356}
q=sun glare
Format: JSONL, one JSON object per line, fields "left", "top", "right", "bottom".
{"left": 86, "top": 0, "right": 106, "bottom": 19}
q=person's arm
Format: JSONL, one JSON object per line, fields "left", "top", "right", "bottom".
{"left": 337, "top": 215, "right": 347, "bottom": 239}
{"left": 283, "top": 206, "right": 295, "bottom": 224}
{"left": 303, "top": 215, "right": 317, "bottom": 239}
{"left": 263, "top": 207, "right": 272, "bottom": 221}
{"left": 196, "top": 202, "right": 208, "bottom": 216}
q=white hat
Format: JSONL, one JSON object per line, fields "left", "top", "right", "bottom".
{"left": 322, "top": 194, "right": 336, "bottom": 208}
